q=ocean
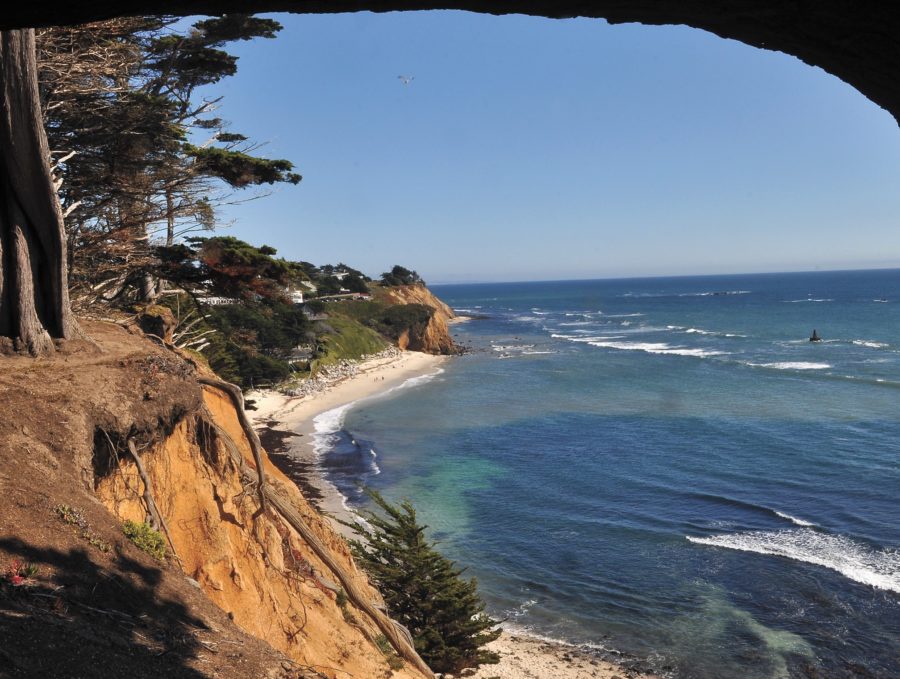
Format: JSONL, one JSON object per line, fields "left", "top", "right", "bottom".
{"left": 315, "top": 269, "right": 899, "bottom": 678}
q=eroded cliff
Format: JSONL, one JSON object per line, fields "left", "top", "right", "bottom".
{"left": 0, "top": 320, "right": 431, "bottom": 679}
{"left": 377, "top": 285, "right": 459, "bottom": 355}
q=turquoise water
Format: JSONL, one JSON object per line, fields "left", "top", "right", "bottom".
{"left": 319, "top": 270, "right": 900, "bottom": 678}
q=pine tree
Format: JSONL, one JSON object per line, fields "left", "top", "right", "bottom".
{"left": 36, "top": 15, "right": 302, "bottom": 308}
{"left": 350, "top": 490, "right": 500, "bottom": 675}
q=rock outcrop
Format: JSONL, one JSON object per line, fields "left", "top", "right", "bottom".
{"left": 378, "top": 285, "right": 459, "bottom": 355}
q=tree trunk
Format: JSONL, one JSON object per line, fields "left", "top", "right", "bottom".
{"left": 0, "top": 29, "right": 77, "bottom": 354}
{"left": 165, "top": 188, "right": 175, "bottom": 247}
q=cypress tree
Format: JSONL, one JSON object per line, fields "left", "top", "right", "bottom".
{"left": 350, "top": 490, "right": 500, "bottom": 675}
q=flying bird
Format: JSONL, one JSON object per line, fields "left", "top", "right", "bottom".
{"left": 398, "top": 75, "right": 414, "bottom": 85}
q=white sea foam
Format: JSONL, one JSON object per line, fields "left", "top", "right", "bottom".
{"left": 551, "top": 333, "right": 600, "bottom": 341}
{"left": 784, "top": 298, "right": 834, "bottom": 303}
{"left": 687, "top": 529, "right": 900, "bottom": 593}
{"left": 313, "top": 368, "right": 445, "bottom": 457}
{"left": 387, "top": 368, "right": 445, "bottom": 393}
{"left": 853, "top": 340, "right": 889, "bottom": 349}
{"left": 773, "top": 511, "right": 815, "bottom": 527}
{"left": 311, "top": 403, "right": 355, "bottom": 459}
{"left": 492, "top": 344, "right": 535, "bottom": 351}
{"left": 668, "top": 326, "right": 745, "bottom": 338}
{"left": 584, "top": 340, "right": 725, "bottom": 358}
{"left": 748, "top": 361, "right": 832, "bottom": 371}
{"left": 621, "top": 291, "right": 749, "bottom": 298}
{"left": 558, "top": 321, "right": 597, "bottom": 326}
{"left": 662, "top": 348, "right": 727, "bottom": 357}
{"left": 679, "top": 290, "right": 751, "bottom": 297}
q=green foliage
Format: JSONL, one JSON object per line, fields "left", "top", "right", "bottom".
{"left": 157, "top": 293, "right": 310, "bottom": 387}
{"left": 372, "top": 304, "right": 434, "bottom": 342}
{"left": 313, "top": 317, "right": 388, "bottom": 369}
{"left": 55, "top": 504, "right": 111, "bottom": 553}
{"left": 342, "top": 273, "right": 369, "bottom": 294}
{"left": 187, "top": 236, "right": 304, "bottom": 301}
{"left": 317, "top": 275, "right": 344, "bottom": 296}
{"left": 186, "top": 145, "right": 301, "bottom": 187}
{"left": 380, "top": 265, "right": 424, "bottom": 287}
{"left": 373, "top": 635, "right": 405, "bottom": 670}
{"left": 39, "top": 15, "right": 300, "bottom": 306}
{"left": 122, "top": 520, "right": 167, "bottom": 561}
{"left": 350, "top": 491, "right": 500, "bottom": 675}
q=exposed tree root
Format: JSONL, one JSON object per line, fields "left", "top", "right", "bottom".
{"left": 198, "top": 377, "right": 268, "bottom": 515}
{"left": 126, "top": 438, "right": 182, "bottom": 567}
{"left": 200, "top": 411, "right": 434, "bottom": 678}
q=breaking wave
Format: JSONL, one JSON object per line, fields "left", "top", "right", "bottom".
{"left": 747, "top": 361, "right": 832, "bottom": 371}
{"left": 688, "top": 529, "right": 900, "bottom": 593}
{"left": 852, "top": 340, "right": 889, "bottom": 349}
{"left": 784, "top": 298, "right": 835, "bottom": 303}
{"left": 773, "top": 511, "right": 815, "bottom": 527}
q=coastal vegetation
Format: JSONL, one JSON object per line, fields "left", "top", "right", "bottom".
{"left": 32, "top": 12, "right": 455, "bottom": 381}
{"left": 0, "top": 13, "right": 464, "bottom": 679}
{"left": 350, "top": 491, "right": 501, "bottom": 675}
{"left": 122, "top": 520, "right": 167, "bottom": 561}
{"left": 153, "top": 235, "right": 449, "bottom": 385}
{"left": 381, "top": 264, "right": 425, "bottom": 287}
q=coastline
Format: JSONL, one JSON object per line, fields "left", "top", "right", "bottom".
{"left": 469, "top": 633, "right": 658, "bottom": 679}
{"left": 250, "top": 350, "right": 449, "bottom": 535}
{"left": 251, "top": 348, "right": 659, "bottom": 679}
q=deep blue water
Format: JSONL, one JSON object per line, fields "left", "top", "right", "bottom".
{"left": 319, "top": 270, "right": 900, "bottom": 678}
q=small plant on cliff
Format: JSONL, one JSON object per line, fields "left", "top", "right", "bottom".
{"left": 55, "top": 504, "right": 111, "bottom": 553}
{"left": 122, "top": 520, "right": 167, "bottom": 561}
{"left": 3, "top": 560, "right": 38, "bottom": 586}
{"left": 349, "top": 490, "right": 500, "bottom": 675}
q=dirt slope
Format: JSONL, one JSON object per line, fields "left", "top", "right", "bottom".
{"left": 0, "top": 320, "right": 428, "bottom": 679}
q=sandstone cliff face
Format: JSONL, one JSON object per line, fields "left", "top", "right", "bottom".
{"left": 0, "top": 320, "right": 429, "bottom": 679}
{"left": 379, "top": 285, "right": 458, "bottom": 355}
{"left": 96, "top": 386, "right": 429, "bottom": 679}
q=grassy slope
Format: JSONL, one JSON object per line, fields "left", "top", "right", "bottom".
{"left": 312, "top": 315, "right": 388, "bottom": 371}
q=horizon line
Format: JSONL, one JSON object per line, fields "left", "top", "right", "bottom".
{"left": 428, "top": 264, "right": 900, "bottom": 287}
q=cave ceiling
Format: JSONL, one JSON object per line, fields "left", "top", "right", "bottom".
{"left": 2, "top": 2, "right": 898, "bottom": 125}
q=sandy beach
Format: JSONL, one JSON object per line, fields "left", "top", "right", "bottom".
{"left": 251, "top": 350, "right": 658, "bottom": 679}
{"left": 250, "top": 350, "right": 448, "bottom": 532}
{"left": 468, "top": 633, "right": 658, "bottom": 679}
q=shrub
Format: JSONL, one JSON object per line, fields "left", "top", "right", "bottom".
{"left": 122, "top": 520, "right": 167, "bottom": 561}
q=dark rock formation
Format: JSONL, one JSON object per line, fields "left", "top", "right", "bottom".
{"left": 2, "top": 3, "right": 900, "bottom": 126}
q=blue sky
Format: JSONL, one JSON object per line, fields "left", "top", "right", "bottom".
{"left": 201, "top": 11, "right": 900, "bottom": 284}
